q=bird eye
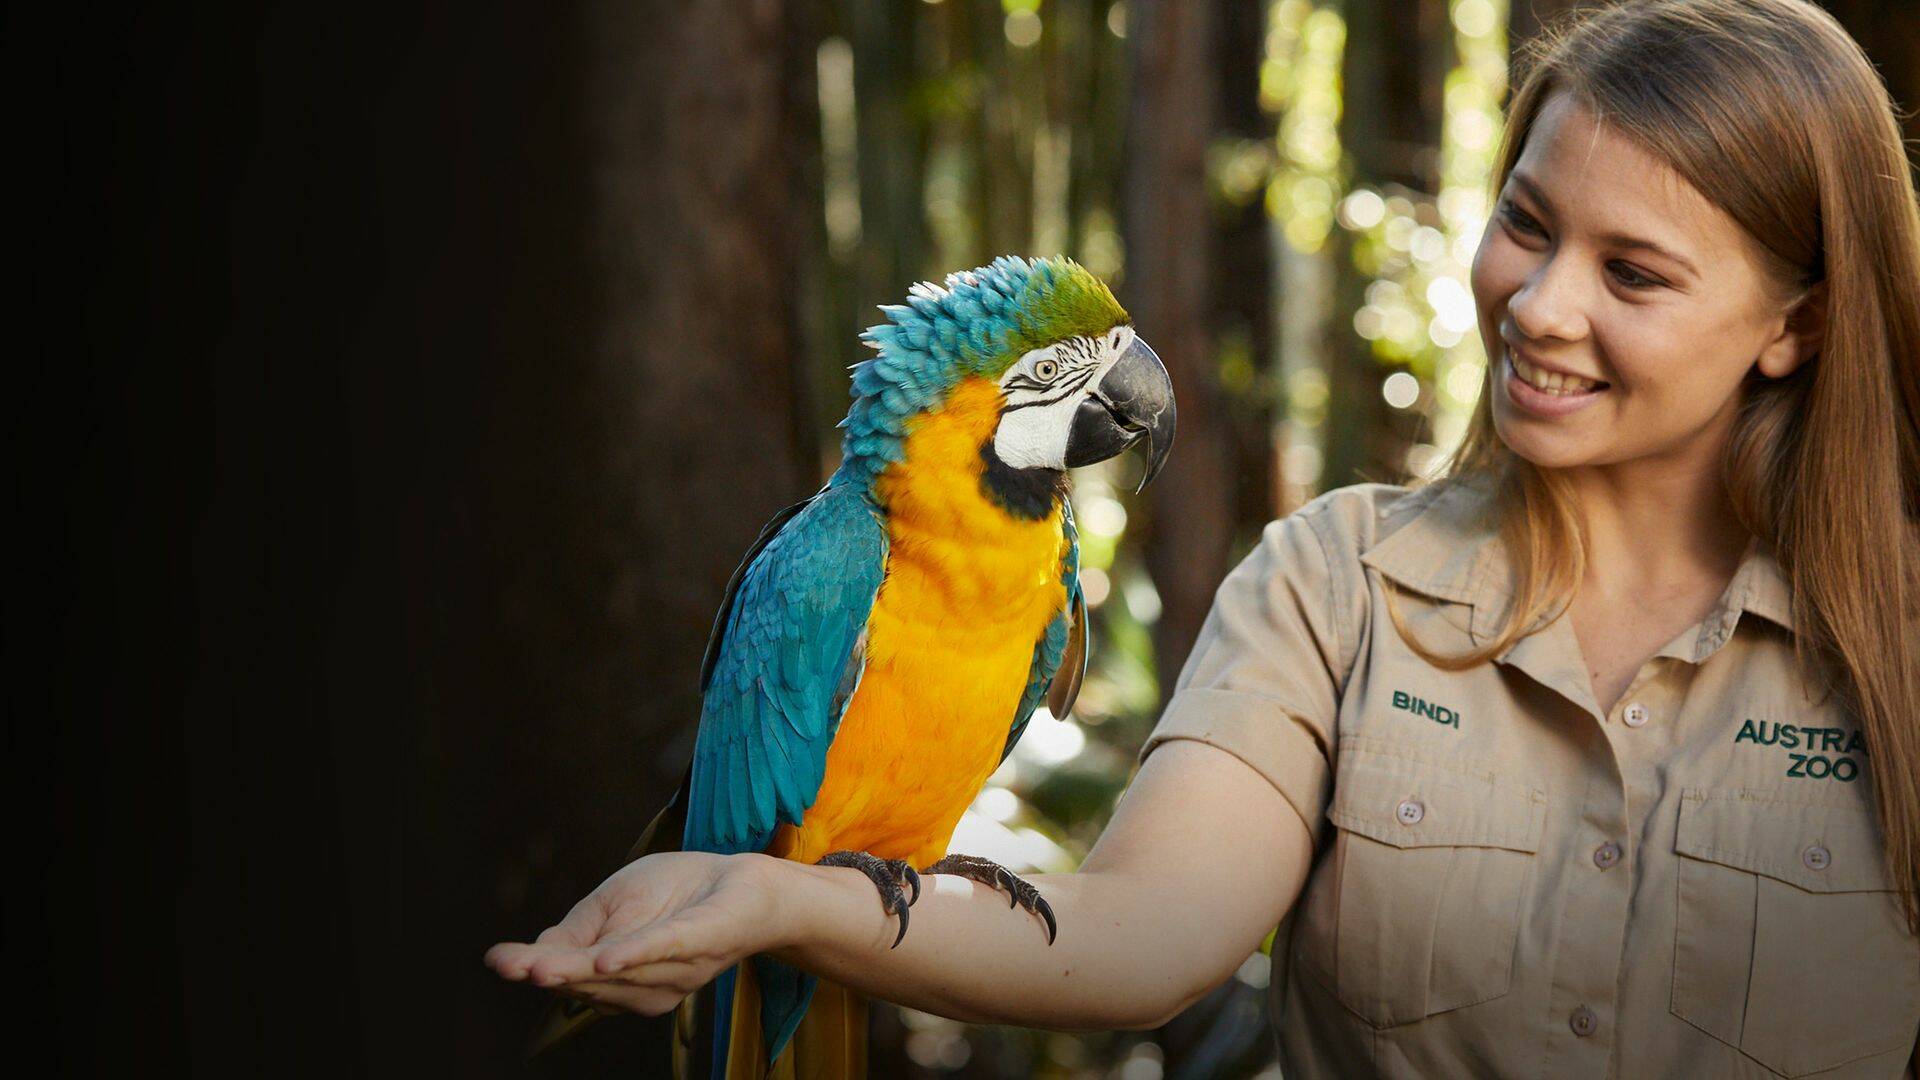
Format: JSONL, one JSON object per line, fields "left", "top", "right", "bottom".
{"left": 1033, "top": 358, "right": 1059, "bottom": 381}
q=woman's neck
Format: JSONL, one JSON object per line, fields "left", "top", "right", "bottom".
{"left": 1562, "top": 452, "right": 1751, "bottom": 600}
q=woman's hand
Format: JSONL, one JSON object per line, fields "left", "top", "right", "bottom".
{"left": 484, "top": 851, "right": 787, "bottom": 1017}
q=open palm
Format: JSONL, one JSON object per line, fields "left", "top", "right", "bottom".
{"left": 485, "top": 851, "right": 783, "bottom": 1016}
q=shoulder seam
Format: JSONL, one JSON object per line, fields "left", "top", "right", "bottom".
{"left": 1300, "top": 501, "right": 1362, "bottom": 697}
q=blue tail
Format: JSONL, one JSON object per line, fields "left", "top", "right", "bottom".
{"left": 710, "top": 957, "right": 817, "bottom": 1077}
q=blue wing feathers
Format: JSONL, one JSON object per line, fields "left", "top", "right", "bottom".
{"left": 683, "top": 481, "right": 888, "bottom": 858}
{"left": 1003, "top": 499, "right": 1083, "bottom": 762}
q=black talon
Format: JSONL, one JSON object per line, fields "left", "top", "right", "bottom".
{"left": 887, "top": 891, "right": 910, "bottom": 949}
{"left": 925, "top": 853, "right": 1058, "bottom": 945}
{"left": 817, "top": 850, "right": 917, "bottom": 947}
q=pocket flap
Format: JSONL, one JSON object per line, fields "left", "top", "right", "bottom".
{"left": 1675, "top": 789, "right": 1894, "bottom": 893}
{"left": 1329, "top": 741, "right": 1544, "bottom": 852}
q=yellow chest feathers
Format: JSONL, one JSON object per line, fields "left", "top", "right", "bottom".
{"left": 868, "top": 377, "right": 1069, "bottom": 652}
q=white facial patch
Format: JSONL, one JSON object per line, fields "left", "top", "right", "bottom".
{"left": 991, "top": 326, "right": 1134, "bottom": 470}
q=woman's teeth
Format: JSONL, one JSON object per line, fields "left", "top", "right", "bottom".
{"left": 1510, "top": 350, "right": 1604, "bottom": 395}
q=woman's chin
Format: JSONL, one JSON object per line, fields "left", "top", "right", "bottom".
{"left": 1491, "top": 414, "right": 1596, "bottom": 471}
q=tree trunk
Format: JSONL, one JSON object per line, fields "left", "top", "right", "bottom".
{"left": 1125, "top": 0, "right": 1233, "bottom": 699}
{"left": 1215, "top": 0, "right": 1281, "bottom": 536}
{"left": 851, "top": 0, "right": 932, "bottom": 294}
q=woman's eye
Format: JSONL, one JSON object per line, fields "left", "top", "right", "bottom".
{"left": 1609, "top": 261, "right": 1660, "bottom": 289}
{"left": 1498, "top": 200, "right": 1543, "bottom": 237}
{"left": 1033, "top": 358, "right": 1059, "bottom": 381}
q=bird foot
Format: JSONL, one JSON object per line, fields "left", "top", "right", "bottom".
{"left": 925, "top": 853, "right": 1056, "bottom": 944}
{"left": 816, "top": 850, "right": 921, "bottom": 948}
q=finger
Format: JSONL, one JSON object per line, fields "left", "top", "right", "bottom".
{"left": 589, "top": 911, "right": 728, "bottom": 974}
{"left": 485, "top": 942, "right": 541, "bottom": 980}
{"left": 522, "top": 943, "right": 603, "bottom": 987}
{"left": 536, "top": 892, "right": 612, "bottom": 949}
{"left": 581, "top": 957, "right": 709, "bottom": 990}
{"left": 595, "top": 910, "right": 702, "bottom": 972}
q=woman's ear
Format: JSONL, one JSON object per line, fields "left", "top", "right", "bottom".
{"left": 1756, "top": 279, "right": 1826, "bottom": 379}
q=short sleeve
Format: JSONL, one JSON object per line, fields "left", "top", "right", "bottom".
{"left": 1138, "top": 502, "right": 1353, "bottom": 844}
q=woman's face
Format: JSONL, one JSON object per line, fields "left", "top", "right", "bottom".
{"left": 1470, "top": 90, "right": 1814, "bottom": 474}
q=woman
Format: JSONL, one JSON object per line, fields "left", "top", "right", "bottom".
{"left": 488, "top": 0, "right": 1920, "bottom": 1074}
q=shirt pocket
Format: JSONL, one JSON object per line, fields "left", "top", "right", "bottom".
{"left": 1671, "top": 788, "right": 1920, "bottom": 1077}
{"left": 1296, "top": 741, "right": 1546, "bottom": 1028}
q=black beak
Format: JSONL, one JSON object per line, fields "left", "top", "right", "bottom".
{"left": 1063, "top": 335, "right": 1177, "bottom": 493}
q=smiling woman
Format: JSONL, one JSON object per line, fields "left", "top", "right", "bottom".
{"left": 1432, "top": 0, "right": 1920, "bottom": 918}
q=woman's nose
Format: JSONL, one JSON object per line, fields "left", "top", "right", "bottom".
{"left": 1508, "top": 256, "right": 1590, "bottom": 343}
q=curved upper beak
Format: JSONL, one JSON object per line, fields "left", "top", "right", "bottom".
{"left": 1063, "top": 335, "right": 1177, "bottom": 493}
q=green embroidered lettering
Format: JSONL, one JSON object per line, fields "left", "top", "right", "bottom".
{"left": 1391, "top": 690, "right": 1461, "bottom": 730}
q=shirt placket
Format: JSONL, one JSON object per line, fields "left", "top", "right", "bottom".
{"left": 1490, "top": 612, "right": 1642, "bottom": 1079}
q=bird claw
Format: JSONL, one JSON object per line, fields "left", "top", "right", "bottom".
{"left": 817, "top": 850, "right": 919, "bottom": 948}
{"left": 926, "top": 853, "right": 1058, "bottom": 945}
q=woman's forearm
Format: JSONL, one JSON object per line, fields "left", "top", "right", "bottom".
{"left": 761, "top": 744, "right": 1312, "bottom": 1030}
{"left": 767, "top": 859, "right": 1231, "bottom": 1031}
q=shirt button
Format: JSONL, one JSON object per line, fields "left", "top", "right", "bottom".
{"left": 1570, "top": 1005, "right": 1598, "bottom": 1037}
{"left": 1593, "top": 842, "right": 1622, "bottom": 869}
{"left": 1803, "top": 843, "right": 1832, "bottom": 871}
{"left": 1396, "top": 799, "right": 1425, "bottom": 825}
{"left": 1622, "top": 702, "right": 1650, "bottom": 727}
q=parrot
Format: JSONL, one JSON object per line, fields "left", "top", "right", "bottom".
{"left": 530, "top": 255, "right": 1175, "bottom": 1078}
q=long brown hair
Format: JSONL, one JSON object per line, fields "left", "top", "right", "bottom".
{"left": 1389, "top": 0, "right": 1920, "bottom": 926}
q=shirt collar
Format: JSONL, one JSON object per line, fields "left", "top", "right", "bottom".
{"left": 1358, "top": 473, "right": 1795, "bottom": 663}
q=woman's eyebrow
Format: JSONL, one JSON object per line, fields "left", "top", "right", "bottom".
{"left": 1510, "top": 170, "right": 1701, "bottom": 278}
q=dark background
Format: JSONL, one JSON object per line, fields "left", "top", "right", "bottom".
{"left": 14, "top": 1, "right": 1914, "bottom": 1076}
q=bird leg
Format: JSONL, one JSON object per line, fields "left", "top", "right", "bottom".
{"left": 924, "top": 853, "right": 1057, "bottom": 945}
{"left": 816, "top": 850, "right": 921, "bottom": 948}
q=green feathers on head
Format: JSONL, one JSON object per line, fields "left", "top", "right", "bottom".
{"left": 835, "top": 255, "right": 1128, "bottom": 486}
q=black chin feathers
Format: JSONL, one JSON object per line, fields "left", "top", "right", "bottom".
{"left": 979, "top": 442, "right": 1069, "bottom": 520}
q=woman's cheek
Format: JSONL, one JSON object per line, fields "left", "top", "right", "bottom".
{"left": 1470, "top": 233, "right": 1521, "bottom": 333}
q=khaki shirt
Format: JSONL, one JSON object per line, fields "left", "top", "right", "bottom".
{"left": 1140, "top": 475, "right": 1920, "bottom": 1079}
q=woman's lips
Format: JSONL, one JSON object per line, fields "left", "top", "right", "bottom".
{"left": 1502, "top": 348, "right": 1609, "bottom": 418}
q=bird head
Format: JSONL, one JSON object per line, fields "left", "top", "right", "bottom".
{"left": 839, "top": 255, "right": 1176, "bottom": 500}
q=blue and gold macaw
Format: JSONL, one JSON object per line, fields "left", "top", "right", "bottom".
{"left": 539, "top": 256, "right": 1173, "bottom": 1078}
